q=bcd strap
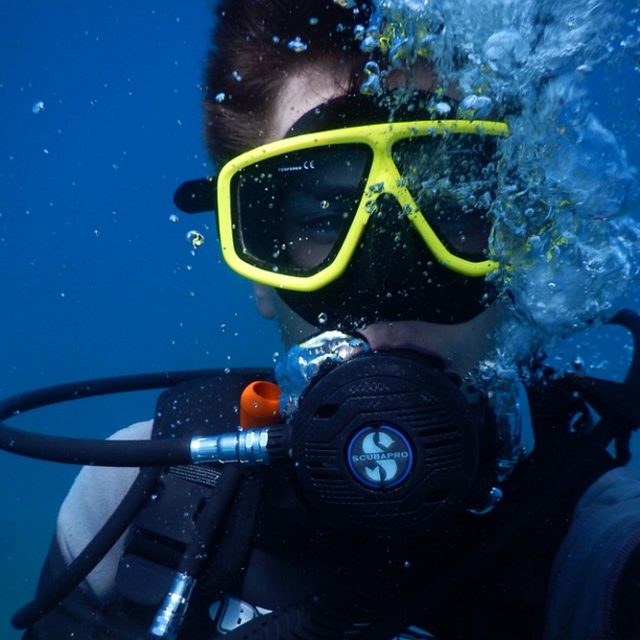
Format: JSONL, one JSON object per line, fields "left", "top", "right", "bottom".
{"left": 115, "top": 370, "right": 270, "bottom": 612}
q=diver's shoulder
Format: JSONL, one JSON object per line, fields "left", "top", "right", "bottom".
{"left": 575, "top": 466, "right": 640, "bottom": 514}
{"left": 544, "top": 466, "right": 640, "bottom": 639}
{"left": 55, "top": 419, "right": 154, "bottom": 597}
{"left": 106, "top": 419, "right": 154, "bottom": 441}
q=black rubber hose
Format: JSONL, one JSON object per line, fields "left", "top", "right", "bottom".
{"left": 0, "top": 424, "right": 193, "bottom": 466}
{"left": 0, "top": 370, "right": 230, "bottom": 416}
{"left": 12, "top": 464, "right": 162, "bottom": 629}
{"left": 0, "top": 369, "right": 269, "bottom": 467}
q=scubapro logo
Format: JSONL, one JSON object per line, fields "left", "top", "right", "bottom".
{"left": 347, "top": 425, "right": 413, "bottom": 489}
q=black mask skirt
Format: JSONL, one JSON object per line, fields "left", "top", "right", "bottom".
{"left": 274, "top": 93, "right": 499, "bottom": 331}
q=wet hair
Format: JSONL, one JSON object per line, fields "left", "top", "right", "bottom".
{"left": 204, "top": 0, "right": 373, "bottom": 165}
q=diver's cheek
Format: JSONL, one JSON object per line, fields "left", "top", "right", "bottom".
{"left": 272, "top": 293, "right": 320, "bottom": 348}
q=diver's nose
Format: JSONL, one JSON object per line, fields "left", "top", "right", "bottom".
{"left": 356, "top": 192, "right": 427, "bottom": 273}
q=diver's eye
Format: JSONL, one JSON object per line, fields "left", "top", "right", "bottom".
{"left": 299, "top": 212, "right": 344, "bottom": 242}
{"left": 284, "top": 190, "right": 355, "bottom": 242}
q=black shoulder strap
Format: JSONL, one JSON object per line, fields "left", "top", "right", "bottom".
{"left": 114, "top": 369, "right": 271, "bottom": 628}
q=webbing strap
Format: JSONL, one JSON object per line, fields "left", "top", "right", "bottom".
{"left": 114, "top": 370, "right": 268, "bottom": 612}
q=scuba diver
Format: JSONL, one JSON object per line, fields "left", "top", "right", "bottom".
{"left": 3, "top": 0, "right": 640, "bottom": 638}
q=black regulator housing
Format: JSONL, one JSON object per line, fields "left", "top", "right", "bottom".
{"left": 289, "top": 351, "right": 482, "bottom": 538}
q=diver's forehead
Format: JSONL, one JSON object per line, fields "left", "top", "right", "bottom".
{"left": 270, "top": 70, "right": 348, "bottom": 141}
{"left": 270, "top": 63, "right": 441, "bottom": 141}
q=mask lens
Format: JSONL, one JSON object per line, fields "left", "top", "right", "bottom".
{"left": 392, "top": 135, "right": 499, "bottom": 257}
{"left": 231, "top": 145, "right": 372, "bottom": 274}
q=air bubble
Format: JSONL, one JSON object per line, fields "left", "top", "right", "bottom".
{"left": 571, "top": 356, "right": 585, "bottom": 372}
{"left": 459, "top": 95, "right": 493, "bottom": 119}
{"left": 317, "top": 312, "right": 328, "bottom": 325}
{"left": 169, "top": 214, "right": 179, "bottom": 223}
{"left": 365, "top": 200, "right": 378, "bottom": 214}
{"left": 360, "top": 60, "right": 383, "bottom": 95}
{"left": 214, "top": 92, "right": 226, "bottom": 103}
{"left": 287, "top": 37, "right": 308, "bottom": 52}
{"left": 186, "top": 230, "right": 205, "bottom": 249}
{"left": 361, "top": 34, "right": 378, "bottom": 53}
{"left": 32, "top": 100, "right": 45, "bottom": 114}
{"left": 364, "top": 60, "right": 380, "bottom": 75}
{"left": 435, "top": 102, "right": 452, "bottom": 116}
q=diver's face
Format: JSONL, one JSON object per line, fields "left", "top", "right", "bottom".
{"left": 254, "top": 69, "right": 501, "bottom": 377}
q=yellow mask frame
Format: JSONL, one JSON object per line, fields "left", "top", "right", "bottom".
{"left": 217, "top": 119, "right": 509, "bottom": 292}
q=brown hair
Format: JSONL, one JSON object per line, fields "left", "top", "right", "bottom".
{"left": 203, "top": 0, "right": 373, "bottom": 165}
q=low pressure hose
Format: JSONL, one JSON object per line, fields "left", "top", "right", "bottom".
{"left": 0, "top": 370, "right": 286, "bottom": 466}
{"left": 0, "top": 422, "right": 283, "bottom": 466}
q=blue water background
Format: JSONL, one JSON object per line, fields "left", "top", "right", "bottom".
{"left": 0, "top": 2, "right": 280, "bottom": 635}
{"left": 0, "top": 1, "right": 638, "bottom": 637}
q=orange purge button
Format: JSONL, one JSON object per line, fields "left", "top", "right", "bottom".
{"left": 240, "top": 380, "right": 282, "bottom": 428}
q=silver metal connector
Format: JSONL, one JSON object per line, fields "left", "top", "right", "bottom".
{"left": 150, "top": 572, "right": 196, "bottom": 638}
{"left": 190, "top": 427, "right": 271, "bottom": 464}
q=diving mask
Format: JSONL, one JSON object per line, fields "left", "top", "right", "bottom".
{"left": 176, "top": 94, "right": 509, "bottom": 327}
